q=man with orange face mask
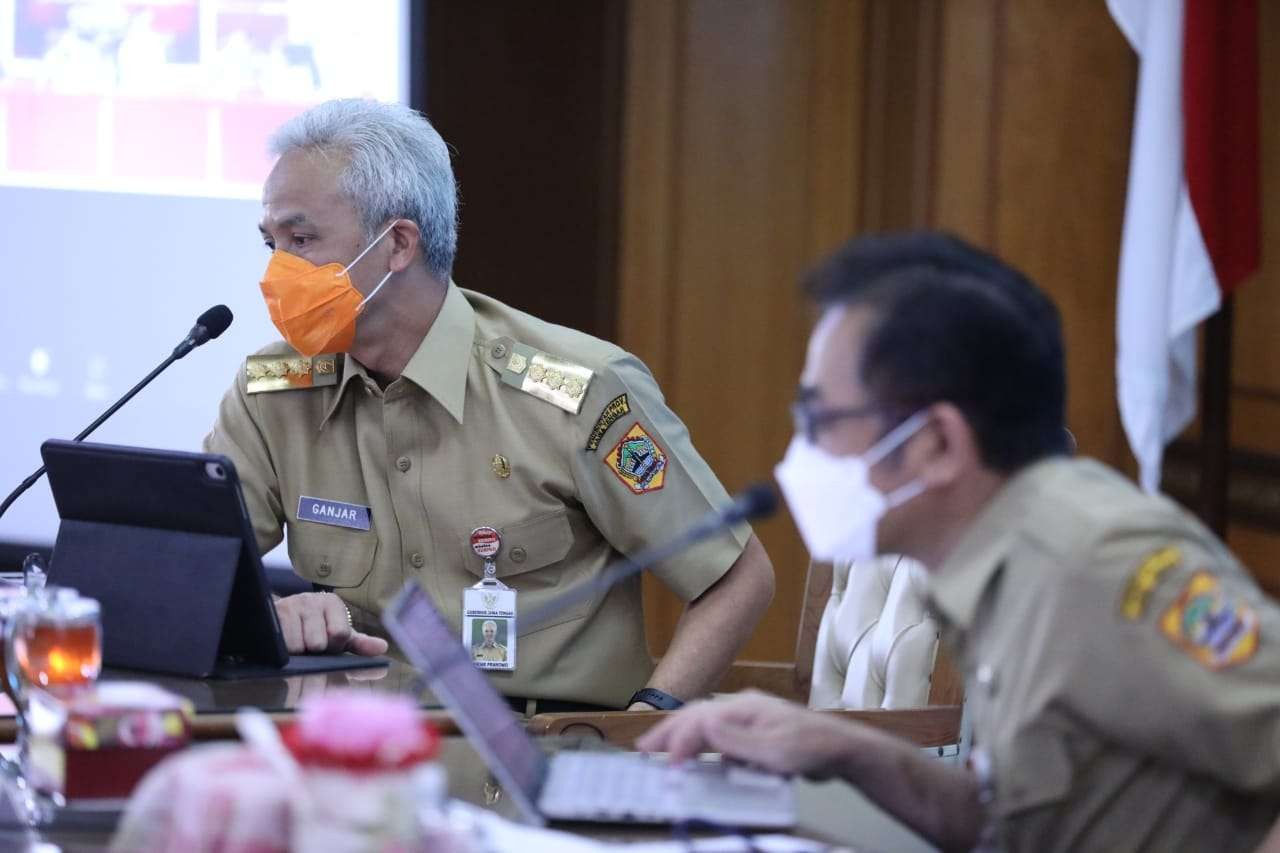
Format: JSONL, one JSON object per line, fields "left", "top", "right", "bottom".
{"left": 203, "top": 99, "right": 775, "bottom": 713}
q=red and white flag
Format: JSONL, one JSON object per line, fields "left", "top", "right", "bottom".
{"left": 1108, "top": 0, "right": 1258, "bottom": 492}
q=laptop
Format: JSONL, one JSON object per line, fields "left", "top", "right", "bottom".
{"left": 40, "top": 439, "right": 387, "bottom": 680}
{"left": 383, "top": 580, "right": 797, "bottom": 828}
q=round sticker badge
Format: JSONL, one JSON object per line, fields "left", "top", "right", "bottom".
{"left": 470, "top": 526, "right": 502, "bottom": 559}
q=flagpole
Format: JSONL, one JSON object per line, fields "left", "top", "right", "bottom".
{"left": 1198, "top": 297, "right": 1233, "bottom": 537}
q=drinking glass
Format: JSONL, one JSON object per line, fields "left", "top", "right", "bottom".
{"left": 12, "top": 591, "right": 101, "bottom": 697}
{"left": 4, "top": 584, "right": 101, "bottom": 825}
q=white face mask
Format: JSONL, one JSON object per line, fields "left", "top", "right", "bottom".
{"left": 774, "top": 411, "right": 928, "bottom": 563}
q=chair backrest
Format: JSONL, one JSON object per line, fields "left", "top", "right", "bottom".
{"left": 529, "top": 555, "right": 965, "bottom": 751}
{"left": 808, "top": 555, "right": 944, "bottom": 710}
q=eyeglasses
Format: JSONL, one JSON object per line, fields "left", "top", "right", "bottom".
{"left": 790, "top": 401, "right": 884, "bottom": 444}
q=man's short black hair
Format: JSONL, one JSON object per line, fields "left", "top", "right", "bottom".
{"left": 803, "top": 231, "right": 1069, "bottom": 472}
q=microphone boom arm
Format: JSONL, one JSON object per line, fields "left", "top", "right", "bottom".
{"left": 0, "top": 304, "right": 232, "bottom": 523}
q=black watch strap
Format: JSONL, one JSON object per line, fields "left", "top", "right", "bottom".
{"left": 629, "top": 687, "right": 684, "bottom": 710}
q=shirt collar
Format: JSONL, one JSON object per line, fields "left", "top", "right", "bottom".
{"left": 321, "top": 283, "right": 475, "bottom": 427}
{"left": 927, "top": 457, "right": 1062, "bottom": 630}
{"left": 399, "top": 283, "right": 474, "bottom": 423}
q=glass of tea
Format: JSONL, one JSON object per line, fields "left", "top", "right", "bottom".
{"left": 4, "top": 585, "right": 101, "bottom": 822}
{"left": 12, "top": 588, "right": 102, "bottom": 698}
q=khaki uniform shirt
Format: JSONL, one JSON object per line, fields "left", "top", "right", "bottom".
{"left": 930, "top": 457, "right": 1280, "bottom": 852}
{"left": 473, "top": 643, "right": 508, "bottom": 663}
{"left": 204, "top": 285, "right": 749, "bottom": 707}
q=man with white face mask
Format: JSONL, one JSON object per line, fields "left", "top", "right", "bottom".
{"left": 640, "top": 232, "right": 1280, "bottom": 851}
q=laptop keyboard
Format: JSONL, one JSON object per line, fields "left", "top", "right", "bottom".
{"left": 539, "top": 751, "right": 795, "bottom": 827}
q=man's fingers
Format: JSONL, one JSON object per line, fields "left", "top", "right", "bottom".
{"left": 322, "top": 596, "right": 387, "bottom": 655}
{"left": 664, "top": 715, "right": 721, "bottom": 764}
{"left": 278, "top": 605, "right": 305, "bottom": 654}
{"left": 636, "top": 716, "right": 677, "bottom": 753}
{"left": 638, "top": 704, "right": 709, "bottom": 755}
{"left": 274, "top": 597, "right": 307, "bottom": 653}
{"left": 705, "top": 720, "right": 782, "bottom": 772}
{"left": 322, "top": 597, "right": 355, "bottom": 652}
{"left": 347, "top": 632, "right": 389, "bottom": 656}
{"left": 637, "top": 710, "right": 683, "bottom": 745}
{"left": 300, "top": 607, "right": 330, "bottom": 653}
{"left": 274, "top": 593, "right": 381, "bottom": 656}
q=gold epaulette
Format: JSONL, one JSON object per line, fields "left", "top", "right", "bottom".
{"left": 482, "top": 337, "right": 594, "bottom": 415}
{"left": 245, "top": 353, "right": 339, "bottom": 394}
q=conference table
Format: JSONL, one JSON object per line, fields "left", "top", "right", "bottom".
{"left": 0, "top": 660, "right": 936, "bottom": 851}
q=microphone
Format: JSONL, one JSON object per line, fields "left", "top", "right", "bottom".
{"left": 0, "top": 305, "right": 235, "bottom": 520}
{"left": 520, "top": 482, "right": 778, "bottom": 629}
{"left": 173, "top": 304, "right": 234, "bottom": 359}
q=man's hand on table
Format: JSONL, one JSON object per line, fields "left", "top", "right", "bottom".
{"left": 636, "top": 690, "right": 856, "bottom": 778}
{"left": 274, "top": 592, "right": 389, "bottom": 656}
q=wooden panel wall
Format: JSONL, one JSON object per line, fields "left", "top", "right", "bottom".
{"left": 620, "top": 0, "right": 871, "bottom": 661}
{"left": 932, "top": 1, "right": 1135, "bottom": 466}
{"left": 422, "top": 0, "right": 624, "bottom": 340}
{"left": 621, "top": 0, "right": 1274, "bottom": 658}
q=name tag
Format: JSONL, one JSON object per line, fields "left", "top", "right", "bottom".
{"left": 297, "top": 496, "right": 371, "bottom": 531}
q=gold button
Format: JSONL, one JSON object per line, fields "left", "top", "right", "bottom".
{"left": 491, "top": 342, "right": 509, "bottom": 359}
{"left": 411, "top": 552, "right": 425, "bottom": 569}
{"left": 510, "top": 547, "right": 527, "bottom": 563}
{"left": 317, "top": 563, "right": 332, "bottom": 578}
{"left": 396, "top": 456, "right": 411, "bottom": 472}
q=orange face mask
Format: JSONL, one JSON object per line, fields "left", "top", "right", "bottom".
{"left": 258, "top": 222, "right": 396, "bottom": 358}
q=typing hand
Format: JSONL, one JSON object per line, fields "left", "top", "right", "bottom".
{"left": 636, "top": 690, "right": 852, "bottom": 779}
{"left": 274, "top": 592, "right": 389, "bottom": 656}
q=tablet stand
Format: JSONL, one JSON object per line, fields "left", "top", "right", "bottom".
{"left": 49, "top": 520, "right": 240, "bottom": 678}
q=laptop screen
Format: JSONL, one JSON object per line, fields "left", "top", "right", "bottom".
{"left": 384, "top": 582, "right": 548, "bottom": 816}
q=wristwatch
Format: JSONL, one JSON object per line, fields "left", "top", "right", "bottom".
{"left": 628, "top": 687, "right": 684, "bottom": 711}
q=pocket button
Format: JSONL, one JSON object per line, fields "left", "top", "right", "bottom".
{"left": 510, "top": 547, "right": 527, "bottom": 564}
{"left": 317, "top": 563, "right": 332, "bottom": 578}
{"left": 410, "top": 552, "right": 426, "bottom": 569}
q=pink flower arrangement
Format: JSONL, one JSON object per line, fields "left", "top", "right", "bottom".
{"left": 281, "top": 690, "right": 439, "bottom": 773}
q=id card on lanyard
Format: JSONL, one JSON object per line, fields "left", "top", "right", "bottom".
{"left": 463, "top": 527, "right": 516, "bottom": 671}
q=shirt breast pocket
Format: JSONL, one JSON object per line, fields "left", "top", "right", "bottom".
{"left": 458, "top": 509, "right": 586, "bottom": 635}
{"left": 289, "top": 525, "right": 378, "bottom": 589}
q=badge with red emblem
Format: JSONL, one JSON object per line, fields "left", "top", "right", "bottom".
{"left": 465, "top": 525, "right": 516, "bottom": 671}
{"left": 470, "top": 526, "right": 502, "bottom": 570}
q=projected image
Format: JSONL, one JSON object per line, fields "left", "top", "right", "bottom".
{"left": 0, "top": 0, "right": 407, "bottom": 550}
{"left": 0, "top": 0, "right": 403, "bottom": 198}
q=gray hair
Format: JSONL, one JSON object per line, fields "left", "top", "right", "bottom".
{"left": 268, "top": 99, "right": 458, "bottom": 279}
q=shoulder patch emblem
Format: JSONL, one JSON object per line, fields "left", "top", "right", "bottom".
{"left": 246, "top": 354, "right": 338, "bottom": 394}
{"left": 586, "top": 394, "right": 631, "bottom": 451}
{"left": 604, "top": 422, "right": 667, "bottom": 494}
{"left": 1120, "top": 546, "right": 1181, "bottom": 621}
{"left": 1159, "top": 571, "right": 1259, "bottom": 670}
